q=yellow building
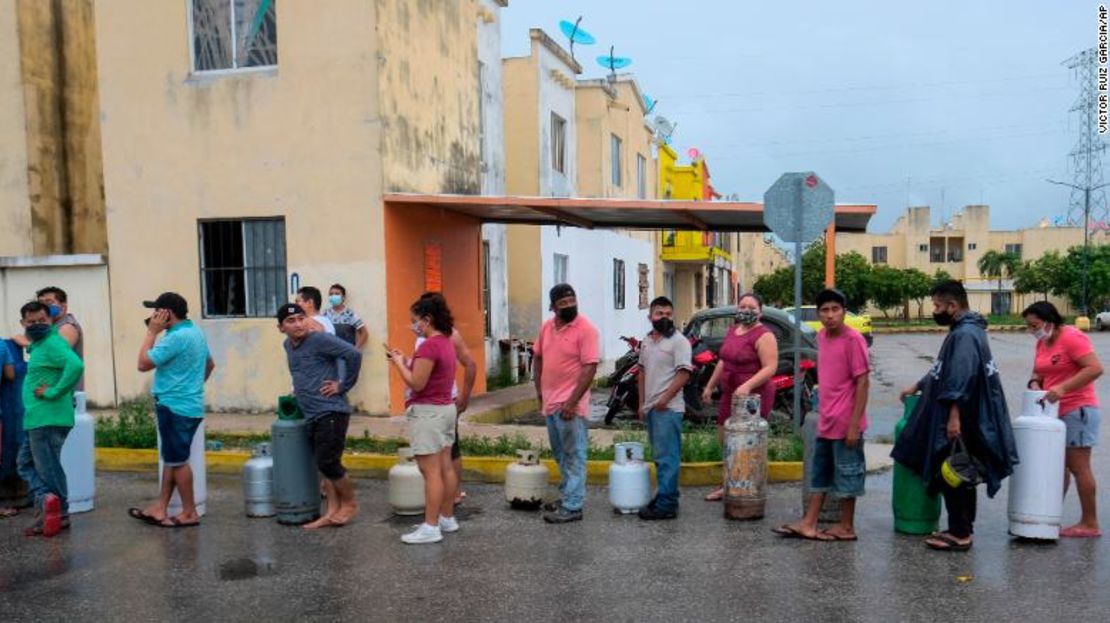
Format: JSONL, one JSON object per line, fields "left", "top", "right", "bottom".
{"left": 836, "top": 204, "right": 1108, "bottom": 316}
{"left": 735, "top": 233, "right": 791, "bottom": 294}
{"left": 90, "top": 0, "right": 497, "bottom": 413}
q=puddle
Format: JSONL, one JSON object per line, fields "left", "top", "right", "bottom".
{"left": 218, "top": 557, "right": 276, "bottom": 581}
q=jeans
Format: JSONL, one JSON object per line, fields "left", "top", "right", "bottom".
{"left": 546, "top": 413, "right": 588, "bottom": 511}
{"left": 647, "top": 409, "right": 683, "bottom": 512}
{"left": 16, "top": 426, "right": 71, "bottom": 515}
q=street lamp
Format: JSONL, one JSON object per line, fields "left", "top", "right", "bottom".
{"left": 1046, "top": 178, "right": 1110, "bottom": 317}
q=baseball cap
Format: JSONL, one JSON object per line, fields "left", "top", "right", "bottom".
{"left": 143, "top": 292, "right": 188, "bottom": 318}
{"left": 276, "top": 303, "right": 306, "bottom": 323}
{"left": 549, "top": 283, "right": 576, "bottom": 306}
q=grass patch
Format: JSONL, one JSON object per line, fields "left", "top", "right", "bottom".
{"left": 94, "top": 397, "right": 157, "bottom": 449}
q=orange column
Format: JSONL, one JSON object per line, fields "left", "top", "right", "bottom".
{"left": 825, "top": 222, "right": 836, "bottom": 287}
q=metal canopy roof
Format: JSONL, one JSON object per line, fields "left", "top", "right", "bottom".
{"left": 384, "top": 193, "right": 875, "bottom": 232}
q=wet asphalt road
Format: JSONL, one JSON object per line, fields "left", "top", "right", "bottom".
{"left": 0, "top": 332, "right": 1108, "bottom": 622}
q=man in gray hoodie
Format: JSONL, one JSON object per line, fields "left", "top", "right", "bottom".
{"left": 278, "top": 303, "right": 363, "bottom": 529}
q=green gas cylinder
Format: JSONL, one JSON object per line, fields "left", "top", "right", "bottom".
{"left": 892, "top": 394, "right": 941, "bottom": 534}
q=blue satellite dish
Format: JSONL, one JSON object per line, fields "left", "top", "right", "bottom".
{"left": 559, "top": 19, "right": 596, "bottom": 45}
{"left": 643, "top": 94, "right": 657, "bottom": 114}
{"left": 597, "top": 55, "right": 632, "bottom": 70}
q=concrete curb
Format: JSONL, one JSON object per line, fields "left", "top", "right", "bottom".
{"left": 95, "top": 447, "right": 804, "bottom": 485}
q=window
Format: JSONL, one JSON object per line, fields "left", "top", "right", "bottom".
{"left": 551, "top": 113, "right": 566, "bottom": 173}
{"left": 610, "top": 134, "right": 623, "bottom": 187}
{"left": 698, "top": 315, "right": 734, "bottom": 340}
{"left": 967, "top": 242, "right": 977, "bottom": 251}
{"left": 199, "top": 218, "right": 286, "bottom": 318}
{"left": 871, "top": 246, "right": 888, "bottom": 264}
{"left": 553, "top": 253, "right": 569, "bottom": 284}
{"left": 636, "top": 154, "right": 647, "bottom": 199}
{"left": 663, "top": 271, "right": 675, "bottom": 302}
{"left": 613, "top": 259, "right": 626, "bottom": 309}
{"left": 190, "top": 0, "right": 278, "bottom": 73}
{"left": 1005, "top": 243, "right": 1023, "bottom": 259}
{"left": 482, "top": 241, "right": 491, "bottom": 338}
{"left": 638, "top": 263, "right": 649, "bottom": 309}
{"left": 918, "top": 244, "right": 929, "bottom": 252}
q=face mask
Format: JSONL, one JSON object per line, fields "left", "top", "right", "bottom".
{"left": 47, "top": 305, "right": 62, "bottom": 318}
{"left": 25, "top": 323, "right": 51, "bottom": 342}
{"left": 1032, "top": 323, "right": 1053, "bottom": 341}
{"left": 328, "top": 295, "right": 343, "bottom": 308}
{"left": 557, "top": 306, "right": 578, "bottom": 322}
{"left": 735, "top": 309, "right": 759, "bottom": 326}
{"left": 652, "top": 317, "right": 675, "bottom": 337}
{"left": 932, "top": 311, "right": 955, "bottom": 326}
{"left": 410, "top": 321, "right": 425, "bottom": 337}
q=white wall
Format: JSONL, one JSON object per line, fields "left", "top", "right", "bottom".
{"left": 541, "top": 228, "right": 655, "bottom": 370}
{"left": 536, "top": 44, "right": 576, "bottom": 198}
{"left": 478, "top": 0, "right": 508, "bottom": 377}
{"left": 0, "top": 255, "right": 116, "bottom": 407}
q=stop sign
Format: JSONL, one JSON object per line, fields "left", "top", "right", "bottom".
{"left": 763, "top": 172, "right": 835, "bottom": 243}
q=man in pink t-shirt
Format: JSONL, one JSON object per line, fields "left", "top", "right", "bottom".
{"left": 533, "top": 284, "right": 599, "bottom": 524}
{"left": 775, "top": 289, "right": 870, "bottom": 542}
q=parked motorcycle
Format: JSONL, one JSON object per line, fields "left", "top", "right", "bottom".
{"left": 604, "top": 335, "right": 719, "bottom": 425}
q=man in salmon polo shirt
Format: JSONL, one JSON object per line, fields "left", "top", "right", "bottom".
{"left": 533, "top": 284, "right": 599, "bottom": 524}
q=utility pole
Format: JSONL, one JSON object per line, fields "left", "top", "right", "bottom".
{"left": 1046, "top": 179, "right": 1110, "bottom": 316}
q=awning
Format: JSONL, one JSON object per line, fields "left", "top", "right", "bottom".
{"left": 384, "top": 193, "right": 875, "bottom": 233}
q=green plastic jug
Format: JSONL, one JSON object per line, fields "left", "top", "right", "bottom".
{"left": 892, "top": 394, "right": 941, "bottom": 534}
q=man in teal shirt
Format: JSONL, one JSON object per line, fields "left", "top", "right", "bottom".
{"left": 129, "top": 292, "right": 214, "bottom": 528}
{"left": 16, "top": 301, "right": 84, "bottom": 538}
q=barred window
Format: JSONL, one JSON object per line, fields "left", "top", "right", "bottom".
{"left": 613, "top": 259, "right": 626, "bottom": 310}
{"left": 199, "top": 218, "right": 287, "bottom": 318}
{"left": 191, "top": 0, "right": 278, "bottom": 73}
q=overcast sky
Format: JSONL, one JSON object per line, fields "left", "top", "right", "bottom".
{"left": 501, "top": 1, "right": 1098, "bottom": 233}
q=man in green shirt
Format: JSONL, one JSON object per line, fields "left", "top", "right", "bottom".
{"left": 15, "top": 301, "right": 84, "bottom": 538}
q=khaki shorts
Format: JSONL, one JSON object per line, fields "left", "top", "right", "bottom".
{"left": 405, "top": 403, "right": 457, "bottom": 456}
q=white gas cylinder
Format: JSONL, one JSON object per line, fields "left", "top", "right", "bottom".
{"left": 159, "top": 419, "right": 207, "bottom": 517}
{"left": 389, "top": 447, "right": 425, "bottom": 516}
{"left": 60, "top": 391, "right": 96, "bottom": 513}
{"left": 505, "top": 449, "right": 549, "bottom": 510}
{"left": 609, "top": 442, "right": 651, "bottom": 514}
{"left": 1008, "top": 390, "right": 1066, "bottom": 540}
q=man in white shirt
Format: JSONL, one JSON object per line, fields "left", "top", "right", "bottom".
{"left": 295, "top": 287, "right": 335, "bottom": 335}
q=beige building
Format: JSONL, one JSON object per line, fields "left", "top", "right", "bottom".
{"left": 836, "top": 204, "right": 1108, "bottom": 316}
{"left": 735, "top": 232, "right": 791, "bottom": 295}
{"left": 89, "top": 0, "right": 497, "bottom": 413}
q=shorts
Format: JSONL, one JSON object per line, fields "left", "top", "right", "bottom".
{"left": 405, "top": 403, "right": 457, "bottom": 456}
{"left": 304, "top": 412, "right": 350, "bottom": 481}
{"left": 809, "top": 437, "right": 866, "bottom": 498}
{"left": 156, "top": 404, "right": 202, "bottom": 467}
{"left": 1063, "top": 406, "right": 1101, "bottom": 448}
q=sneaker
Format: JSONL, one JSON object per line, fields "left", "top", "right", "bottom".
{"left": 638, "top": 505, "right": 678, "bottom": 521}
{"left": 439, "top": 515, "right": 459, "bottom": 533}
{"left": 543, "top": 506, "right": 583, "bottom": 524}
{"left": 401, "top": 523, "right": 443, "bottom": 544}
{"left": 543, "top": 500, "right": 562, "bottom": 512}
{"left": 42, "top": 494, "right": 62, "bottom": 538}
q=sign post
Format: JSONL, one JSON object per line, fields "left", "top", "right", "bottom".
{"left": 763, "top": 172, "right": 835, "bottom": 429}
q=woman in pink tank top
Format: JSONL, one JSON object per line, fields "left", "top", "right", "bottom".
{"left": 700, "top": 293, "right": 779, "bottom": 501}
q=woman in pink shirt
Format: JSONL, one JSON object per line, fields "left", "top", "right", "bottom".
{"left": 700, "top": 293, "right": 779, "bottom": 501}
{"left": 387, "top": 294, "right": 459, "bottom": 545}
{"left": 1024, "top": 301, "right": 1104, "bottom": 538}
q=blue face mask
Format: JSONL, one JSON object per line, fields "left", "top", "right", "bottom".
{"left": 328, "top": 295, "right": 343, "bottom": 308}
{"left": 25, "top": 323, "right": 51, "bottom": 342}
{"left": 47, "top": 305, "right": 62, "bottom": 318}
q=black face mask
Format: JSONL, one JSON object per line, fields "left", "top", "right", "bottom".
{"left": 652, "top": 317, "right": 675, "bottom": 337}
{"left": 25, "top": 323, "right": 51, "bottom": 342}
{"left": 933, "top": 311, "right": 955, "bottom": 326}
{"left": 557, "top": 306, "right": 578, "bottom": 322}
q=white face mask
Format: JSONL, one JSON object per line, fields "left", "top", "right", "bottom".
{"left": 1032, "top": 323, "right": 1053, "bottom": 342}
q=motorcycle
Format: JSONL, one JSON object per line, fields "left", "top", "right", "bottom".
{"left": 680, "top": 354, "right": 815, "bottom": 422}
{"left": 603, "top": 334, "right": 719, "bottom": 426}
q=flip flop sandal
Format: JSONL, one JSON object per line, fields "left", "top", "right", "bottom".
{"left": 0, "top": 507, "right": 19, "bottom": 518}
{"left": 128, "top": 507, "right": 161, "bottom": 526}
{"left": 704, "top": 488, "right": 724, "bottom": 502}
{"left": 159, "top": 517, "right": 200, "bottom": 528}
{"left": 926, "top": 534, "right": 972, "bottom": 551}
{"left": 1060, "top": 526, "right": 1102, "bottom": 538}
{"left": 772, "top": 525, "right": 834, "bottom": 541}
{"left": 820, "top": 530, "right": 859, "bottom": 542}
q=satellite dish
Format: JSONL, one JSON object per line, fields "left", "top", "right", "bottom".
{"left": 559, "top": 17, "right": 595, "bottom": 60}
{"left": 643, "top": 94, "right": 657, "bottom": 115}
{"left": 597, "top": 45, "right": 632, "bottom": 80}
{"left": 687, "top": 147, "right": 701, "bottom": 161}
{"left": 649, "top": 115, "right": 676, "bottom": 145}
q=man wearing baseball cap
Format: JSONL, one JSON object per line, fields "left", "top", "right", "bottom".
{"left": 128, "top": 292, "right": 215, "bottom": 528}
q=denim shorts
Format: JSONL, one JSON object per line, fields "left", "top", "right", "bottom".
{"left": 1063, "top": 406, "right": 1101, "bottom": 448}
{"left": 809, "top": 437, "right": 866, "bottom": 498}
{"left": 156, "top": 404, "right": 202, "bottom": 467}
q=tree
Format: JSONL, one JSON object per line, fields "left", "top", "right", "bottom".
{"left": 1013, "top": 251, "right": 1063, "bottom": 301}
{"left": 902, "top": 268, "right": 933, "bottom": 319}
{"left": 977, "top": 250, "right": 1020, "bottom": 314}
{"left": 834, "top": 251, "right": 873, "bottom": 311}
{"left": 1053, "top": 244, "right": 1110, "bottom": 312}
{"left": 753, "top": 241, "right": 826, "bottom": 306}
{"left": 869, "top": 264, "right": 908, "bottom": 318}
